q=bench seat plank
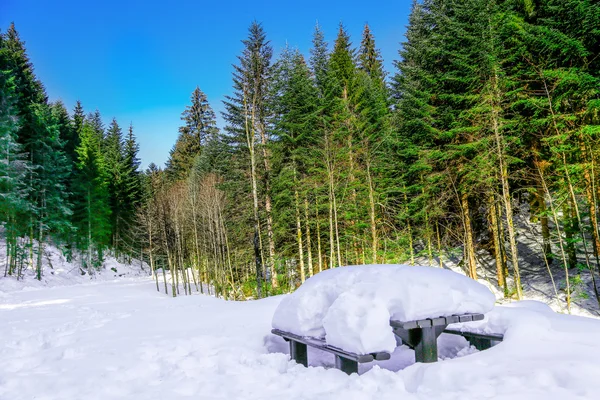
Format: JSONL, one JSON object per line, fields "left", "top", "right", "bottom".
{"left": 271, "top": 328, "right": 391, "bottom": 374}
{"left": 443, "top": 327, "right": 504, "bottom": 350}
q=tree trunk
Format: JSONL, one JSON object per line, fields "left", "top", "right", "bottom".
{"left": 489, "top": 194, "right": 508, "bottom": 296}
{"left": 315, "top": 190, "right": 323, "bottom": 273}
{"left": 295, "top": 188, "right": 305, "bottom": 283}
{"left": 244, "top": 93, "right": 263, "bottom": 298}
{"left": 403, "top": 186, "right": 414, "bottom": 266}
{"left": 538, "top": 165, "right": 571, "bottom": 313}
{"left": 258, "top": 127, "right": 278, "bottom": 289}
{"left": 461, "top": 192, "right": 477, "bottom": 279}
{"left": 367, "top": 161, "right": 378, "bottom": 263}
{"left": 304, "top": 197, "right": 314, "bottom": 277}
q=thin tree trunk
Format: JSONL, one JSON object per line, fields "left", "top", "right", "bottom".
{"left": 244, "top": 91, "right": 263, "bottom": 298}
{"left": 461, "top": 192, "right": 477, "bottom": 279}
{"left": 403, "top": 186, "right": 414, "bottom": 265}
{"left": 489, "top": 194, "right": 508, "bottom": 296}
{"left": 295, "top": 188, "right": 305, "bottom": 283}
{"left": 538, "top": 165, "right": 571, "bottom": 313}
{"left": 327, "top": 157, "right": 336, "bottom": 269}
{"left": 367, "top": 161, "right": 378, "bottom": 263}
{"left": 315, "top": 189, "right": 323, "bottom": 273}
{"left": 436, "top": 221, "right": 443, "bottom": 268}
{"left": 258, "top": 124, "right": 278, "bottom": 289}
{"left": 304, "top": 197, "right": 314, "bottom": 277}
{"left": 562, "top": 152, "right": 600, "bottom": 307}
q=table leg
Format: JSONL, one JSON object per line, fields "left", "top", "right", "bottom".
{"left": 335, "top": 355, "right": 358, "bottom": 375}
{"left": 414, "top": 326, "right": 438, "bottom": 363}
{"left": 289, "top": 340, "right": 308, "bottom": 367}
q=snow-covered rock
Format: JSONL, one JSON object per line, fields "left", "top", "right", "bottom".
{"left": 272, "top": 265, "right": 496, "bottom": 353}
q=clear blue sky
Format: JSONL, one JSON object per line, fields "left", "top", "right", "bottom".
{"left": 1, "top": 0, "right": 411, "bottom": 169}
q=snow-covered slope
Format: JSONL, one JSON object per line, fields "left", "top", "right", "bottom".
{"left": 0, "top": 241, "right": 149, "bottom": 293}
{"left": 2, "top": 276, "right": 600, "bottom": 400}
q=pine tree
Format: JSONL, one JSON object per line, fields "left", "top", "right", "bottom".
{"left": 73, "top": 119, "right": 111, "bottom": 270}
{"left": 271, "top": 48, "right": 320, "bottom": 282}
{"left": 166, "top": 86, "right": 218, "bottom": 180}
{"left": 104, "top": 118, "right": 127, "bottom": 252}
{"left": 358, "top": 24, "right": 385, "bottom": 84}
{"left": 222, "top": 21, "right": 277, "bottom": 295}
{"left": 309, "top": 22, "right": 329, "bottom": 95}
{"left": 121, "top": 123, "right": 143, "bottom": 255}
{"left": 2, "top": 23, "right": 72, "bottom": 278}
{"left": 0, "top": 42, "right": 31, "bottom": 276}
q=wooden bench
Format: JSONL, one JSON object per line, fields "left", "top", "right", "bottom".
{"left": 443, "top": 327, "right": 504, "bottom": 350}
{"left": 271, "top": 329, "right": 391, "bottom": 374}
{"left": 390, "top": 313, "right": 485, "bottom": 363}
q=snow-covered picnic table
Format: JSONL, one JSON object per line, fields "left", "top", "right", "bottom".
{"left": 271, "top": 265, "right": 498, "bottom": 373}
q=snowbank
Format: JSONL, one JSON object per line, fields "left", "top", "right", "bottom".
{"left": 272, "top": 265, "right": 495, "bottom": 353}
{"left": 0, "top": 242, "right": 150, "bottom": 294}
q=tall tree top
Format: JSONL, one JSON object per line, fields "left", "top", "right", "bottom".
{"left": 167, "top": 86, "right": 219, "bottom": 180}
{"left": 329, "top": 23, "right": 356, "bottom": 92}
{"left": 309, "top": 22, "right": 329, "bottom": 94}
{"left": 358, "top": 24, "right": 386, "bottom": 84}
{"left": 72, "top": 100, "right": 85, "bottom": 136}
{"left": 1, "top": 23, "right": 47, "bottom": 107}
{"left": 87, "top": 110, "right": 104, "bottom": 138}
{"left": 181, "top": 86, "right": 218, "bottom": 146}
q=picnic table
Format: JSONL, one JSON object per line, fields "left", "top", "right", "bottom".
{"left": 272, "top": 311, "right": 504, "bottom": 374}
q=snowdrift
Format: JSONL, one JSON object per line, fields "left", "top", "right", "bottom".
{"left": 272, "top": 264, "right": 495, "bottom": 353}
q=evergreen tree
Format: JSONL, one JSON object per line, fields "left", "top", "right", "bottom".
{"left": 309, "top": 22, "right": 329, "bottom": 95}
{"left": 166, "top": 86, "right": 218, "bottom": 180}
{"left": 222, "top": 21, "right": 276, "bottom": 295}
{"left": 358, "top": 24, "right": 385, "bottom": 84}
{"left": 0, "top": 42, "right": 31, "bottom": 276}
{"left": 73, "top": 120, "right": 111, "bottom": 269}
{"left": 104, "top": 118, "right": 127, "bottom": 251}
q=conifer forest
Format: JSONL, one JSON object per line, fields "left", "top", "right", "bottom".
{"left": 1, "top": 0, "right": 600, "bottom": 309}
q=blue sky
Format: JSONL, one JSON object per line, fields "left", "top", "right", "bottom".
{"left": 1, "top": 0, "right": 411, "bottom": 169}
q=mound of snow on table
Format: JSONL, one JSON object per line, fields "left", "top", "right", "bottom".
{"left": 272, "top": 265, "right": 495, "bottom": 354}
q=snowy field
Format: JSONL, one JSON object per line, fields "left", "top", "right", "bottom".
{"left": 2, "top": 271, "right": 600, "bottom": 400}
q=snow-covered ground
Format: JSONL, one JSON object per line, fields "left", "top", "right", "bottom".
{"left": 0, "top": 241, "right": 149, "bottom": 293}
{"left": 2, "top": 243, "right": 600, "bottom": 399}
{"left": 2, "top": 273, "right": 600, "bottom": 400}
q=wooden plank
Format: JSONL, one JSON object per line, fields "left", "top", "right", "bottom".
{"left": 417, "top": 319, "right": 433, "bottom": 328}
{"left": 373, "top": 352, "right": 391, "bottom": 361}
{"left": 390, "top": 312, "right": 485, "bottom": 330}
{"left": 443, "top": 328, "right": 504, "bottom": 342}
{"left": 390, "top": 320, "right": 418, "bottom": 329}
{"left": 271, "top": 329, "right": 376, "bottom": 363}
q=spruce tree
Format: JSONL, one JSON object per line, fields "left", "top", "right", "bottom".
{"left": 309, "top": 22, "right": 329, "bottom": 96}
{"left": 0, "top": 44, "right": 31, "bottom": 276}
{"left": 166, "top": 86, "right": 218, "bottom": 180}
{"left": 358, "top": 24, "right": 385, "bottom": 84}
{"left": 104, "top": 118, "right": 127, "bottom": 252}
{"left": 73, "top": 120, "right": 111, "bottom": 270}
